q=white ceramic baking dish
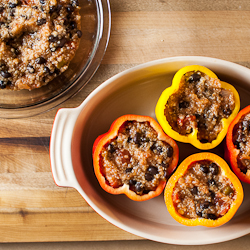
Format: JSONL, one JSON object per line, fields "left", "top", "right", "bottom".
{"left": 50, "top": 56, "right": 250, "bottom": 245}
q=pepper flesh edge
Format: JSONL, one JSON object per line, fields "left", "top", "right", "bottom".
{"left": 226, "top": 105, "right": 250, "bottom": 184}
{"left": 155, "top": 65, "right": 240, "bottom": 150}
{"left": 93, "top": 114, "right": 179, "bottom": 201}
{"left": 164, "top": 152, "right": 243, "bottom": 227}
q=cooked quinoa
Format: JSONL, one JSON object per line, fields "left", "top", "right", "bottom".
{"left": 0, "top": 0, "right": 81, "bottom": 90}
{"left": 100, "top": 120, "right": 174, "bottom": 195}
{"left": 164, "top": 70, "right": 235, "bottom": 143}
{"left": 172, "top": 160, "right": 236, "bottom": 220}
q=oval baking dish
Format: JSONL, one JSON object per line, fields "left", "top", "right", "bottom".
{"left": 50, "top": 56, "right": 250, "bottom": 245}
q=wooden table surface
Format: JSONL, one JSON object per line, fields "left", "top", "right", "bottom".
{"left": 1, "top": 0, "right": 250, "bottom": 244}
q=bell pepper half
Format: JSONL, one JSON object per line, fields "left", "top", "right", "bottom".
{"left": 155, "top": 65, "right": 240, "bottom": 150}
{"left": 92, "top": 114, "right": 179, "bottom": 201}
{"left": 165, "top": 152, "right": 243, "bottom": 227}
{"left": 225, "top": 105, "right": 250, "bottom": 184}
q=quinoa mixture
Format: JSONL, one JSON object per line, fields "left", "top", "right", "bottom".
{"left": 100, "top": 121, "right": 174, "bottom": 196}
{"left": 0, "top": 0, "right": 81, "bottom": 90}
{"left": 233, "top": 112, "right": 250, "bottom": 175}
{"left": 164, "top": 70, "right": 235, "bottom": 143}
{"left": 172, "top": 160, "right": 236, "bottom": 220}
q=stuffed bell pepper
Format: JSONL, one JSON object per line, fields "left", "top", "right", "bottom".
{"left": 155, "top": 65, "right": 240, "bottom": 150}
{"left": 92, "top": 114, "right": 179, "bottom": 201}
{"left": 165, "top": 153, "right": 243, "bottom": 227}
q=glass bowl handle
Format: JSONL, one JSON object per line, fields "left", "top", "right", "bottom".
{"left": 50, "top": 107, "right": 81, "bottom": 189}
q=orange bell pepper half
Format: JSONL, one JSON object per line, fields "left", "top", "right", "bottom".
{"left": 93, "top": 114, "right": 179, "bottom": 201}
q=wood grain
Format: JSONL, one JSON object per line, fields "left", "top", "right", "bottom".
{"left": 1, "top": 0, "right": 250, "bottom": 243}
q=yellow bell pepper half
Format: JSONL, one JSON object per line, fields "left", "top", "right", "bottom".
{"left": 155, "top": 65, "right": 240, "bottom": 150}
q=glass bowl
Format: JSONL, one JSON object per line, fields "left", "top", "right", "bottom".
{"left": 0, "top": 0, "right": 111, "bottom": 118}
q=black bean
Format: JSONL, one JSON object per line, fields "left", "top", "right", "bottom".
{"left": 107, "top": 143, "right": 115, "bottom": 154}
{"left": 147, "top": 166, "right": 158, "bottom": 176}
{"left": 196, "top": 211, "right": 202, "bottom": 217}
{"left": 234, "top": 140, "right": 241, "bottom": 149}
{"left": 188, "top": 73, "right": 201, "bottom": 83}
{"left": 44, "top": 66, "right": 50, "bottom": 74}
{"left": 0, "top": 81, "right": 6, "bottom": 89}
{"left": 35, "top": 57, "right": 46, "bottom": 64}
{"left": 70, "top": 21, "right": 77, "bottom": 30}
{"left": 0, "top": 71, "right": 11, "bottom": 78}
{"left": 207, "top": 213, "right": 217, "bottom": 220}
{"left": 37, "top": 18, "right": 46, "bottom": 26}
{"left": 190, "top": 186, "right": 198, "bottom": 195}
{"left": 200, "top": 139, "right": 209, "bottom": 143}
{"left": 129, "top": 179, "right": 137, "bottom": 186}
{"left": 209, "top": 190, "right": 215, "bottom": 199}
{"left": 53, "top": 67, "right": 60, "bottom": 75}
{"left": 9, "top": 2, "right": 19, "bottom": 8}
{"left": 208, "top": 178, "right": 216, "bottom": 186}
{"left": 49, "top": 5, "right": 57, "bottom": 13}
{"left": 10, "top": 9, "right": 15, "bottom": 16}
{"left": 200, "top": 201, "right": 210, "bottom": 210}
{"left": 223, "top": 107, "right": 232, "bottom": 116}
{"left": 76, "top": 30, "right": 82, "bottom": 38}
{"left": 135, "top": 182, "right": 142, "bottom": 193}
{"left": 166, "top": 145, "right": 173, "bottom": 157}
{"left": 200, "top": 164, "right": 209, "bottom": 174}
{"left": 63, "top": 18, "right": 69, "bottom": 26}
{"left": 49, "top": 35, "right": 58, "bottom": 43}
{"left": 71, "top": 0, "right": 79, "bottom": 6}
{"left": 133, "top": 132, "right": 141, "bottom": 145}
{"left": 145, "top": 173, "right": 153, "bottom": 181}
{"left": 125, "top": 168, "right": 132, "bottom": 173}
{"left": 66, "top": 5, "right": 74, "bottom": 13}
{"left": 150, "top": 143, "right": 162, "bottom": 154}
{"left": 57, "top": 38, "right": 67, "bottom": 48}
{"left": 27, "top": 65, "right": 35, "bottom": 74}
{"left": 209, "top": 163, "right": 219, "bottom": 175}
{"left": 39, "top": 0, "right": 46, "bottom": 4}
{"left": 179, "top": 101, "right": 189, "bottom": 109}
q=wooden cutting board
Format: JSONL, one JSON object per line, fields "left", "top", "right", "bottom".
{"left": 1, "top": 0, "right": 250, "bottom": 242}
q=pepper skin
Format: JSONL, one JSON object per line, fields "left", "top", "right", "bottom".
{"left": 165, "top": 153, "right": 243, "bottom": 227}
{"left": 155, "top": 65, "right": 240, "bottom": 150}
{"left": 92, "top": 114, "right": 179, "bottom": 201}
{"left": 225, "top": 105, "right": 250, "bottom": 184}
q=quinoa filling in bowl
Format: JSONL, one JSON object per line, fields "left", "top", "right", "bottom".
{"left": 0, "top": 0, "right": 81, "bottom": 90}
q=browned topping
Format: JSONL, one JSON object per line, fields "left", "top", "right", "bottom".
{"left": 164, "top": 70, "right": 235, "bottom": 143}
{"left": 0, "top": 0, "right": 81, "bottom": 90}
{"left": 172, "top": 160, "right": 236, "bottom": 220}
{"left": 233, "top": 112, "right": 250, "bottom": 174}
{"left": 100, "top": 121, "right": 174, "bottom": 195}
